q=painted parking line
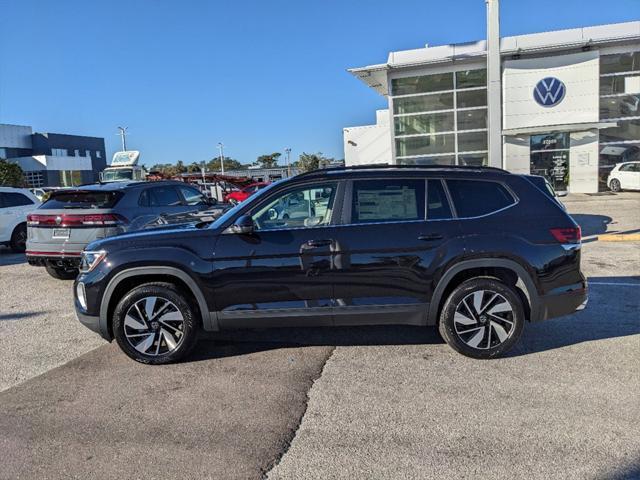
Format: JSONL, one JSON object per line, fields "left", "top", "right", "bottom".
{"left": 588, "top": 282, "right": 640, "bottom": 287}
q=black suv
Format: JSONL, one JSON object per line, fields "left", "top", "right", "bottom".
{"left": 73, "top": 166, "right": 587, "bottom": 363}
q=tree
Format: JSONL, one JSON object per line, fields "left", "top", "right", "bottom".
{"left": 206, "top": 157, "right": 244, "bottom": 172}
{"left": 295, "top": 152, "right": 335, "bottom": 173}
{"left": 255, "top": 152, "right": 281, "bottom": 169}
{"left": 0, "top": 159, "right": 25, "bottom": 187}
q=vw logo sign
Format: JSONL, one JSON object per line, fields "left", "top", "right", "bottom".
{"left": 533, "top": 77, "right": 566, "bottom": 107}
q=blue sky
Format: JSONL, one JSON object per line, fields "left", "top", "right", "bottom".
{"left": 1, "top": 0, "right": 638, "bottom": 167}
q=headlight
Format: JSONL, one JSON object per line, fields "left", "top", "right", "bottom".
{"left": 80, "top": 250, "right": 107, "bottom": 273}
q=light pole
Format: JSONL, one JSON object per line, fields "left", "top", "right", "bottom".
{"left": 284, "top": 148, "right": 291, "bottom": 177}
{"left": 217, "top": 142, "right": 225, "bottom": 175}
{"left": 486, "top": 0, "right": 502, "bottom": 168}
{"left": 117, "top": 126, "right": 128, "bottom": 151}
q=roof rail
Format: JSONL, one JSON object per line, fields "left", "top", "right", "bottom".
{"left": 297, "top": 163, "right": 510, "bottom": 177}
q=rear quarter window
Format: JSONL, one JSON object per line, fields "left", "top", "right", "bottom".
{"left": 446, "top": 179, "right": 515, "bottom": 218}
{"left": 41, "top": 191, "right": 122, "bottom": 209}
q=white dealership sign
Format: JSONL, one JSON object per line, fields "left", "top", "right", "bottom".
{"left": 502, "top": 51, "right": 599, "bottom": 130}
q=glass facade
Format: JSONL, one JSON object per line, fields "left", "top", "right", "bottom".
{"left": 392, "top": 68, "right": 488, "bottom": 165}
{"left": 599, "top": 51, "right": 640, "bottom": 190}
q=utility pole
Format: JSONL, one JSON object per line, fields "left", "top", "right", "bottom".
{"left": 486, "top": 0, "right": 502, "bottom": 168}
{"left": 284, "top": 148, "right": 291, "bottom": 177}
{"left": 217, "top": 142, "right": 225, "bottom": 174}
{"left": 117, "top": 126, "right": 128, "bottom": 151}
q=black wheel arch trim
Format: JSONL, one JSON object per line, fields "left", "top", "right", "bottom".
{"left": 427, "top": 258, "right": 540, "bottom": 325}
{"left": 99, "top": 266, "right": 218, "bottom": 340}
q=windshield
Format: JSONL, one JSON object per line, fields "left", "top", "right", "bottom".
{"left": 210, "top": 180, "right": 283, "bottom": 229}
{"left": 102, "top": 169, "right": 133, "bottom": 182}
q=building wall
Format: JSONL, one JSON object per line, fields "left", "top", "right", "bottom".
{"left": 343, "top": 110, "right": 392, "bottom": 166}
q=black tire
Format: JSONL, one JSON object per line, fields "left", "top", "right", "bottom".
{"left": 609, "top": 178, "right": 622, "bottom": 192}
{"left": 45, "top": 263, "right": 79, "bottom": 280}
{"left": 438, "top": 277, "right": 524, "bottom": 359}
{"left": 10, "top": 223, "right": 27, "bottom": 252}
{"left": 112, "top": 282, "right": 199, "bottom": 364}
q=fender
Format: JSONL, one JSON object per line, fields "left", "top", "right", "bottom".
{"left": 99, "top": 266, "right": 218, "bottom": 340}
{"left": 427, "top": 258, "right": 540, "bottom": 325}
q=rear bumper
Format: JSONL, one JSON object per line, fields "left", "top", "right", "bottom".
{"left": 26, "top": 251, "right": 82, "bottom": 267}
{"left": 535, "top": 283, "right": 588, "bottom": 321}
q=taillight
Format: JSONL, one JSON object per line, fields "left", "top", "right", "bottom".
{"left": 550, "top": 227, "right": 581, "bottom": 244}
{"left": 27, "top": 213, "right": 128, "bottom": 227}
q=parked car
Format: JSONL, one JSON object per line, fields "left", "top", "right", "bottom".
{"left": 73, "top": 165, "right": 587, "bottom": 364}
{"left": 607, "top": 161, "right": 640, "bottom": 192}
{"left": 0, "top": 187, "right": 40, "bottom": 252}
{"left": 26, "top": 181, "right": 215, "bottom": 279}
{"left": 223, "top": 182, "right": 269, "bottom": 205}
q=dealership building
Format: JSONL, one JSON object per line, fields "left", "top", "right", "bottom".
{"left": 0, "top": 124, "right": 107, "bottom": 187}
{"left": 344, "top": 21, "right": 640, "bottom": 193}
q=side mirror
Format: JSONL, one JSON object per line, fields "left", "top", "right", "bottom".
{"left": 556, "top": 191, "right": 568, "bottom": 198}
{"left": 230, "top": 214, "right": 255, "bottom": 234}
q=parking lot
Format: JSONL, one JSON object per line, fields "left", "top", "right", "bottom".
{"left": 1, "top": 192, "right": 639, "bottom": 479}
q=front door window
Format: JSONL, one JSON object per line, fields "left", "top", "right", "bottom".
{"left": 530, "top": 133, "right": 570, "bottom": 193}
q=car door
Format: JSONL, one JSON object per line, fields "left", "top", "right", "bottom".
{"left": 329, "top": 177, "right": 463, "bottom": 326}
{"left": 0, "top": 193, "right": 9, "bottom": 241}
{"left": 631, "top": 163, "right": 640, "bottom": 190}
{"left": 211, "top": 181, "right": 344, "bottom": 329}
{"left": 617, "top": 163, "right": 634, "bottom": 189}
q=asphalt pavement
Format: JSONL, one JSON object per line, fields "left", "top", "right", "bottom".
{"left": 0, "top": 192, "right": 638, "bottom": 480}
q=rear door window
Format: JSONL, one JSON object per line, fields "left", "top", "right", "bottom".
{"left": 178, "top": 186, "right": 207, "bottom": 206}
{"left": 351, "top": 179, "right": 425, "bottom": 223}
{"left": 148, "top": 186, "right": 182, "bottom": 207}
{"left": 427, "top": 180, "right": 453, "bottom": 220}
{"left": 1, "top": 192, "right": 34, "bottom": 207}
{"left": 446, "top": 179, "right": 515, "bottom": 218}
{"left": 41, "top": 191, "right": 122, "bottom": 209}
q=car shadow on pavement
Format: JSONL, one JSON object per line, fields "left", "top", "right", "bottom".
{"left": 570, "top": 213, "right": 611, "bottom": 237}
{"left": 0, "top": 247, "right": 26, "bottom": 266}
{"left": 193, "top": 325, "right": 444, "bottom": 362}
{"left": 512, "top": 276, "right": 640, "bottom": 357}
{"left": 0, "top": 311, "right": 47, "bottom": 322}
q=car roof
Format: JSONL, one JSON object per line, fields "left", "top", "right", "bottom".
{"left": 295, "top": 164, "right": 510, "bottom": 181}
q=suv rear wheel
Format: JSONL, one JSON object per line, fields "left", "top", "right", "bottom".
{"left": 439, "top": 277, "right": 524, "bottom": 359}
{"left": 609, "top": 178, "right": 622, "bottom": 192}
{"left": 10, "top": 223, "right": 27, "bottom": 252}
{"left": 113, "top": 282, "right": 199, "bottom": 364}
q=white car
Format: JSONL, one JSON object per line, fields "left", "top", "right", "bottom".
{"left": 607, "top": 161, "right": 640, "bottom": 192}
{"left": 0, "top": 187, "right": 41, "bottom": 252}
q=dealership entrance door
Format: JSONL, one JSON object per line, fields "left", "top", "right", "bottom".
{"left": 530, "top": 132, "right": 570, "bottom": 194}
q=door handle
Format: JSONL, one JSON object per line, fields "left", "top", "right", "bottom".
{"left": 418, "top": 233, "right": 444, "bottom": 241}
{"left": 306, "top": 239, "right": 332, "bottom": 248}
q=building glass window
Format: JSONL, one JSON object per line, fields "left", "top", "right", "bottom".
{"left": 598, "top": 143, "right": 640, "bottom": 191}
{"left": 394, "top": 112, "right": 454, "bottom": 136}
{"left": 457, "top": 108, "right": 487, "bottom": 131}
{"left": 391, "top": 72, "right": 454, "bottom": 96}
{"left": 96, "top": 151, "right": 102, "bottom": 159}
{"left": 74, "top": 149, "right": 80, "bottom": 157}
{"left": 457, "top": 131, "right": 488, "bottom": 152}
{"left": 600, "top": 52, "right": 640, "bottom": 75}
{"left": 600, "top": 73, "right": 640, "bottom": 95}
{"left": 600, "top": 118, "right": 640, "bottom": 143}
{"left": 530, "top": 132, "right": 570, "bottom": 151}
{"left": 0, "top": 148, "right": 6, "bottom": 158}
{"left": 51, "top": 148, "right": 68, "bottom": 157}
{"left": 393, "top": 92, "right": 453, "bottom": 114}
{"left": 23, "top": 171, "right": 44, "bottom": 188}
{"left": 600, "top": 94, "right": 640, "bottom": 119}
{"left": 457, "top": 89, "right": 487, "bottom": 109}
{"left": 455, "top": 69, "right": 486, "bottom": 89}
{"left": 59, "top": 170, "right": 82, "bottom": 187}
{"left": 401, "top": 155, "right": 455, "bottom": 166}
{"left": 458, "top": 153, "right": 488, "bottom": 166}
{"left": 396, "top": 134, "right": 456, "bottom": 157}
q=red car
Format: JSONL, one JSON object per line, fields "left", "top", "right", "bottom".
{"left": 223, "top": 182, "right": 270, "bottom": 205}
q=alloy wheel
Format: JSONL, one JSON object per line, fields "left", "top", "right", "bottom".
{"left": 453, "top": 290, "right": 515, "bottom": 350}
{"left": 123, "top": 296, "right": 185, "bottom": 356}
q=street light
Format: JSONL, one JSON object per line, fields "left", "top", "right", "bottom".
{"left": 284, "top": 148, "right": 291, "bottom": 177}
{"left": 117, "top": 126, "right": 128, "bottom": 151}
{"left": 217, "top": 142, "right": 225, "bottom": 175}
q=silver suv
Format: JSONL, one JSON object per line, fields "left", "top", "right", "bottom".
{"left": 26, "top": 181, "right": 214, "bottom": 279}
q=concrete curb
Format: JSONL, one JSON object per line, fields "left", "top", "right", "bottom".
{"left": 597, "top": 233, "right": 640, "bottom": 242}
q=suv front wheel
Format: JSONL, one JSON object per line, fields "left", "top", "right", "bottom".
{"left": 113, "top": 282, "right": 199, "bottom": 364}
{"left": 439, "top": 277, "right": 524, "bottom": 359}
